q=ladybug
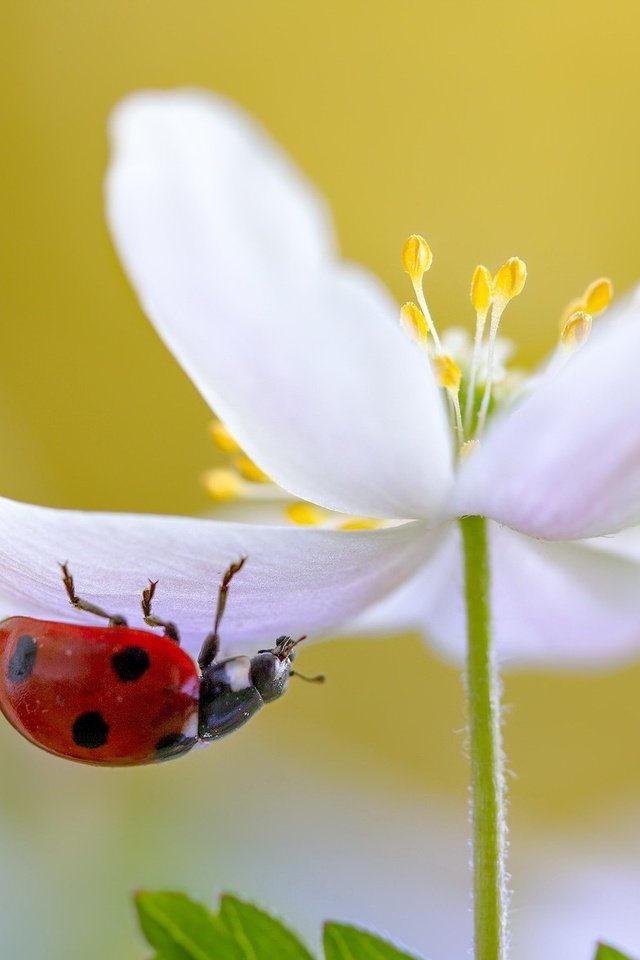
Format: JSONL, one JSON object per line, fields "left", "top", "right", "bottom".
{"left": 0, "top": 558, "right": 322, "bottom": 766}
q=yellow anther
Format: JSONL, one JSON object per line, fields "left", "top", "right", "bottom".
{"left": 584, "top": 277, "right": 613, "bottom": 316}
{"left": 561, "top": 310, "right": 592, "bottom": 351}
{"left": 401, "top": 234, "right": 433, "bottom": 281}
{"left": 234, "top": 455, "right": 271, "bottom": 483}
{"left": 400, "top": 302, "right": 429, "bottom": 344}
{"left": 434, "top": 354, "right": 464, "bottom": 439}
{"left": 465, "top": 265, "right": 494, "bottom": 433}
{"left": 209, "top": 419, "right": 240, "bottom": 453}
{"left": 433, "top": 354, "right": 462, "bottom": 391}
{"left": 493, "top": 257, "right": 527, "bottom": 303}
{"left": 337, "top": 518, "right": 382, "bottom": 531}
{"left": 560, "top": 278, "right": 612, "bottom": 329}
{"left": 560, "top": 297, "right": 585, "bottom": 327}
{"left": 285, "top": 502, "right": 327, "bottom": 526}
{"left": 470, "top": 265, "right": 493, "bottom": 315}
{"left": 203, "top": 468, "right": 242, "bottom": 501}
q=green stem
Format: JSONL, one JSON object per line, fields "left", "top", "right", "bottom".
{"left": 459, "top": 515, "right": 506, "bottom": 960}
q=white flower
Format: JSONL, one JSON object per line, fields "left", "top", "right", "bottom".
{"left": 2, "top": 88, "right": 640, "bottom": 668}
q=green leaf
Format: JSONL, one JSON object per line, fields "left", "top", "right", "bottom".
{"left": 136, "top": 891, "right": 428, "bottom": 960}
{"left": 135, "top": 891, "right": 243, "bottom": 960}
{"left": 323, "top": 923, "right": 425, "bottom": 960}
{"left": 218, "top": 894, "right": 314, "bottom": 960}
{"left": 595, "top": 944, "right": 637, "bottom": 960}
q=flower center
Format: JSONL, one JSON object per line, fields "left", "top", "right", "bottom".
{"left": 200, "top": 249, "right": 614, "bottom": 529}
{"left": 399, "top": 234, "right": 614, "bottom": 455}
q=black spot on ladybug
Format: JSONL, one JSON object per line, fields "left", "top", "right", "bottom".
{"left": 155, "top": 732, "right": 197, "bottom": 761}
{"left": 111, "top": 646, "right": 150, "bottom": 683}
{"left": 72, "top": 711, "right": 109, "bottom": 749}
{"left": 7, "top": 635, "right": 38, "bottom": 683}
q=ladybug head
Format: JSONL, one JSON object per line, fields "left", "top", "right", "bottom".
{"left": 197, "top": 634, "right": 324, "bottom": 742}
{"left": 249, "top": 635, "right": 304, "bottom": 703}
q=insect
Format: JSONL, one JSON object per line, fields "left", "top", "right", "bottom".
{"left": 0, "top": 559, "right": 321, "bottom": 766}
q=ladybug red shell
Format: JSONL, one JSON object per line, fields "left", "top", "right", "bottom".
{"left": 0, "top": 619, "right": 200, "bottom": 765}
{"left": 0, "top": 559, "right": 320, "bottom": 766}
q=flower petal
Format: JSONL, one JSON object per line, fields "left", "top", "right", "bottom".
{"left": 0, "top": 496, "right": 430, "bottom": 660}
{"left": 346, "top": 523, "right": 455, "bottom": 637}
{"left": 490, "top": 528, "right": 640, "bottom": 666}
{"left": 582, "top": 523, "right": 640, "bottom": 562}
{"left": 106, "top": 90, "right": 452, "bottom": 520}
{"left": 349, "top": 522, "right": 640, "bottom": 667}
{"left": 452, "top": 290, "right": 640, "bottom": 538}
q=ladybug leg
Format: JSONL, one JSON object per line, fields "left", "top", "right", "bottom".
{"left": 141, "top": 580, "right": 180, "bottom": 643}
{"left": 60, "top": 562, "right": 127, "bottom": 627}
{"left": 198, "top": 557, "right": 247, "bottom": 670}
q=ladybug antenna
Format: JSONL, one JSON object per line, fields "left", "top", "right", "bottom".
{"left": 256, "top": 635, "right": 323, "bottom": 681}
{"left": 290, "top": 669, "right": 326, "bottom": 684}
{"left": 259, "top": 634, "right": 308, "bottom": 659}
{"left": 287, "top": 634, "right": 308, "bottom": 653}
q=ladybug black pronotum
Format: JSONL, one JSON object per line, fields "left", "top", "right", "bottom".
{"left": 0, "top": 559, "right": 321, "bottom": 765}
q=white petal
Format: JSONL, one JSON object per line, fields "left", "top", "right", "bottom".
{"left": 452, "top": 290, "right": 640, "bottom": 538}
{"left": 489, "top": 527, "right": 640, "bottom": 666}
{"left": 346, "top": 523, "right": 455, "bottom": 637}
{"left": 348, "top": 522, "right": 640, "bottom": 667}
{"left": 581, "top": 523, "right": 640, "bottom": 561}
{"left": 106, "top": 90, "right": 452, "bottom": 520}
{"left": 0, "top": 496, "right": 430, "bottom": 661}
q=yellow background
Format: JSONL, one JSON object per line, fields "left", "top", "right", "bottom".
{"left": 1, "top": 2, "right": 640, "bottom": 958}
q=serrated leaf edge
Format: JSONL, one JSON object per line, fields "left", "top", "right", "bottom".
{"left": 219, "top": 894, "right": 315, "bottom": 960}
{"left": 324, "top": 921, "right": 424, "bottom": 960}
{"left": 136, "top": 894, "right": 216, "bottom": 960}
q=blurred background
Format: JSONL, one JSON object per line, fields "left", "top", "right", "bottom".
{"left": 2, "top": 2, "right": 640, "bottom": 958}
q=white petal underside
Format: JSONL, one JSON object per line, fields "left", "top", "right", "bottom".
{"left": 453, "top": 291, "right": 640, "bottom": 539}
{"left": 349, "top": 522, "right": 640, "bottom": 668}
{"left": 106, "top": 90, "right": 452, "bottom": 520}
{"left": 0, "top": 496, "right": 429, "bottom": 660}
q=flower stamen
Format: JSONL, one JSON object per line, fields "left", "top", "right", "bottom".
{"left": 475, "top": 256, "right": 527, "bottom": 437}
{"left": 400, "top": 301, "right": 429, "bottom": 345}
{"left": 202, "top": 468, "right": 243, "bottom": 501}
{"left": 336, "top": 518, "right": 384, "bottom": 531}
{"left": 203, "top": 468, "right": 290, "bottom": 502}
{"left": 550, "top": 276, "right": 613, "bottom": 372}
{"left": 285, "top": 502, "right": 328, "bottom": 526}
{"left": 584, "top": 277, "right": 613, "bottom": 315}
{"left": 209, "top": 419, "right": 241, "bottom": 452}
{"left": 560, "top": 309, "right": 592, "bottom": 353}
{"left": 560, "top": 276, "right": 613, "bottom": 328}
{"left": 204, "top": 419, "right": 282, "bottom": 501}
{"left": 465, "top": 265, "right": 493, "bottom": 433}
{"left": 206, "top": 421, "right": 385, "bottom": 530}
{"left": 433, "top": 354, "right": 464, "bottom": 441}
{"left": 234, "top": 455, "right": 271, "bottom": 483}
{"left": 401, "top": 233, "right": 433, "bottom": 281}
{"left": 401, "top": 234, "right": 442, "bottom": 351}
{"left": 285, "top": 502, "right": 383, "bottom": 531}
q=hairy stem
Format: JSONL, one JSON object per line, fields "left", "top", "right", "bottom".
{"left": 460, "top": 515, "right": 507, "bottom": 960}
